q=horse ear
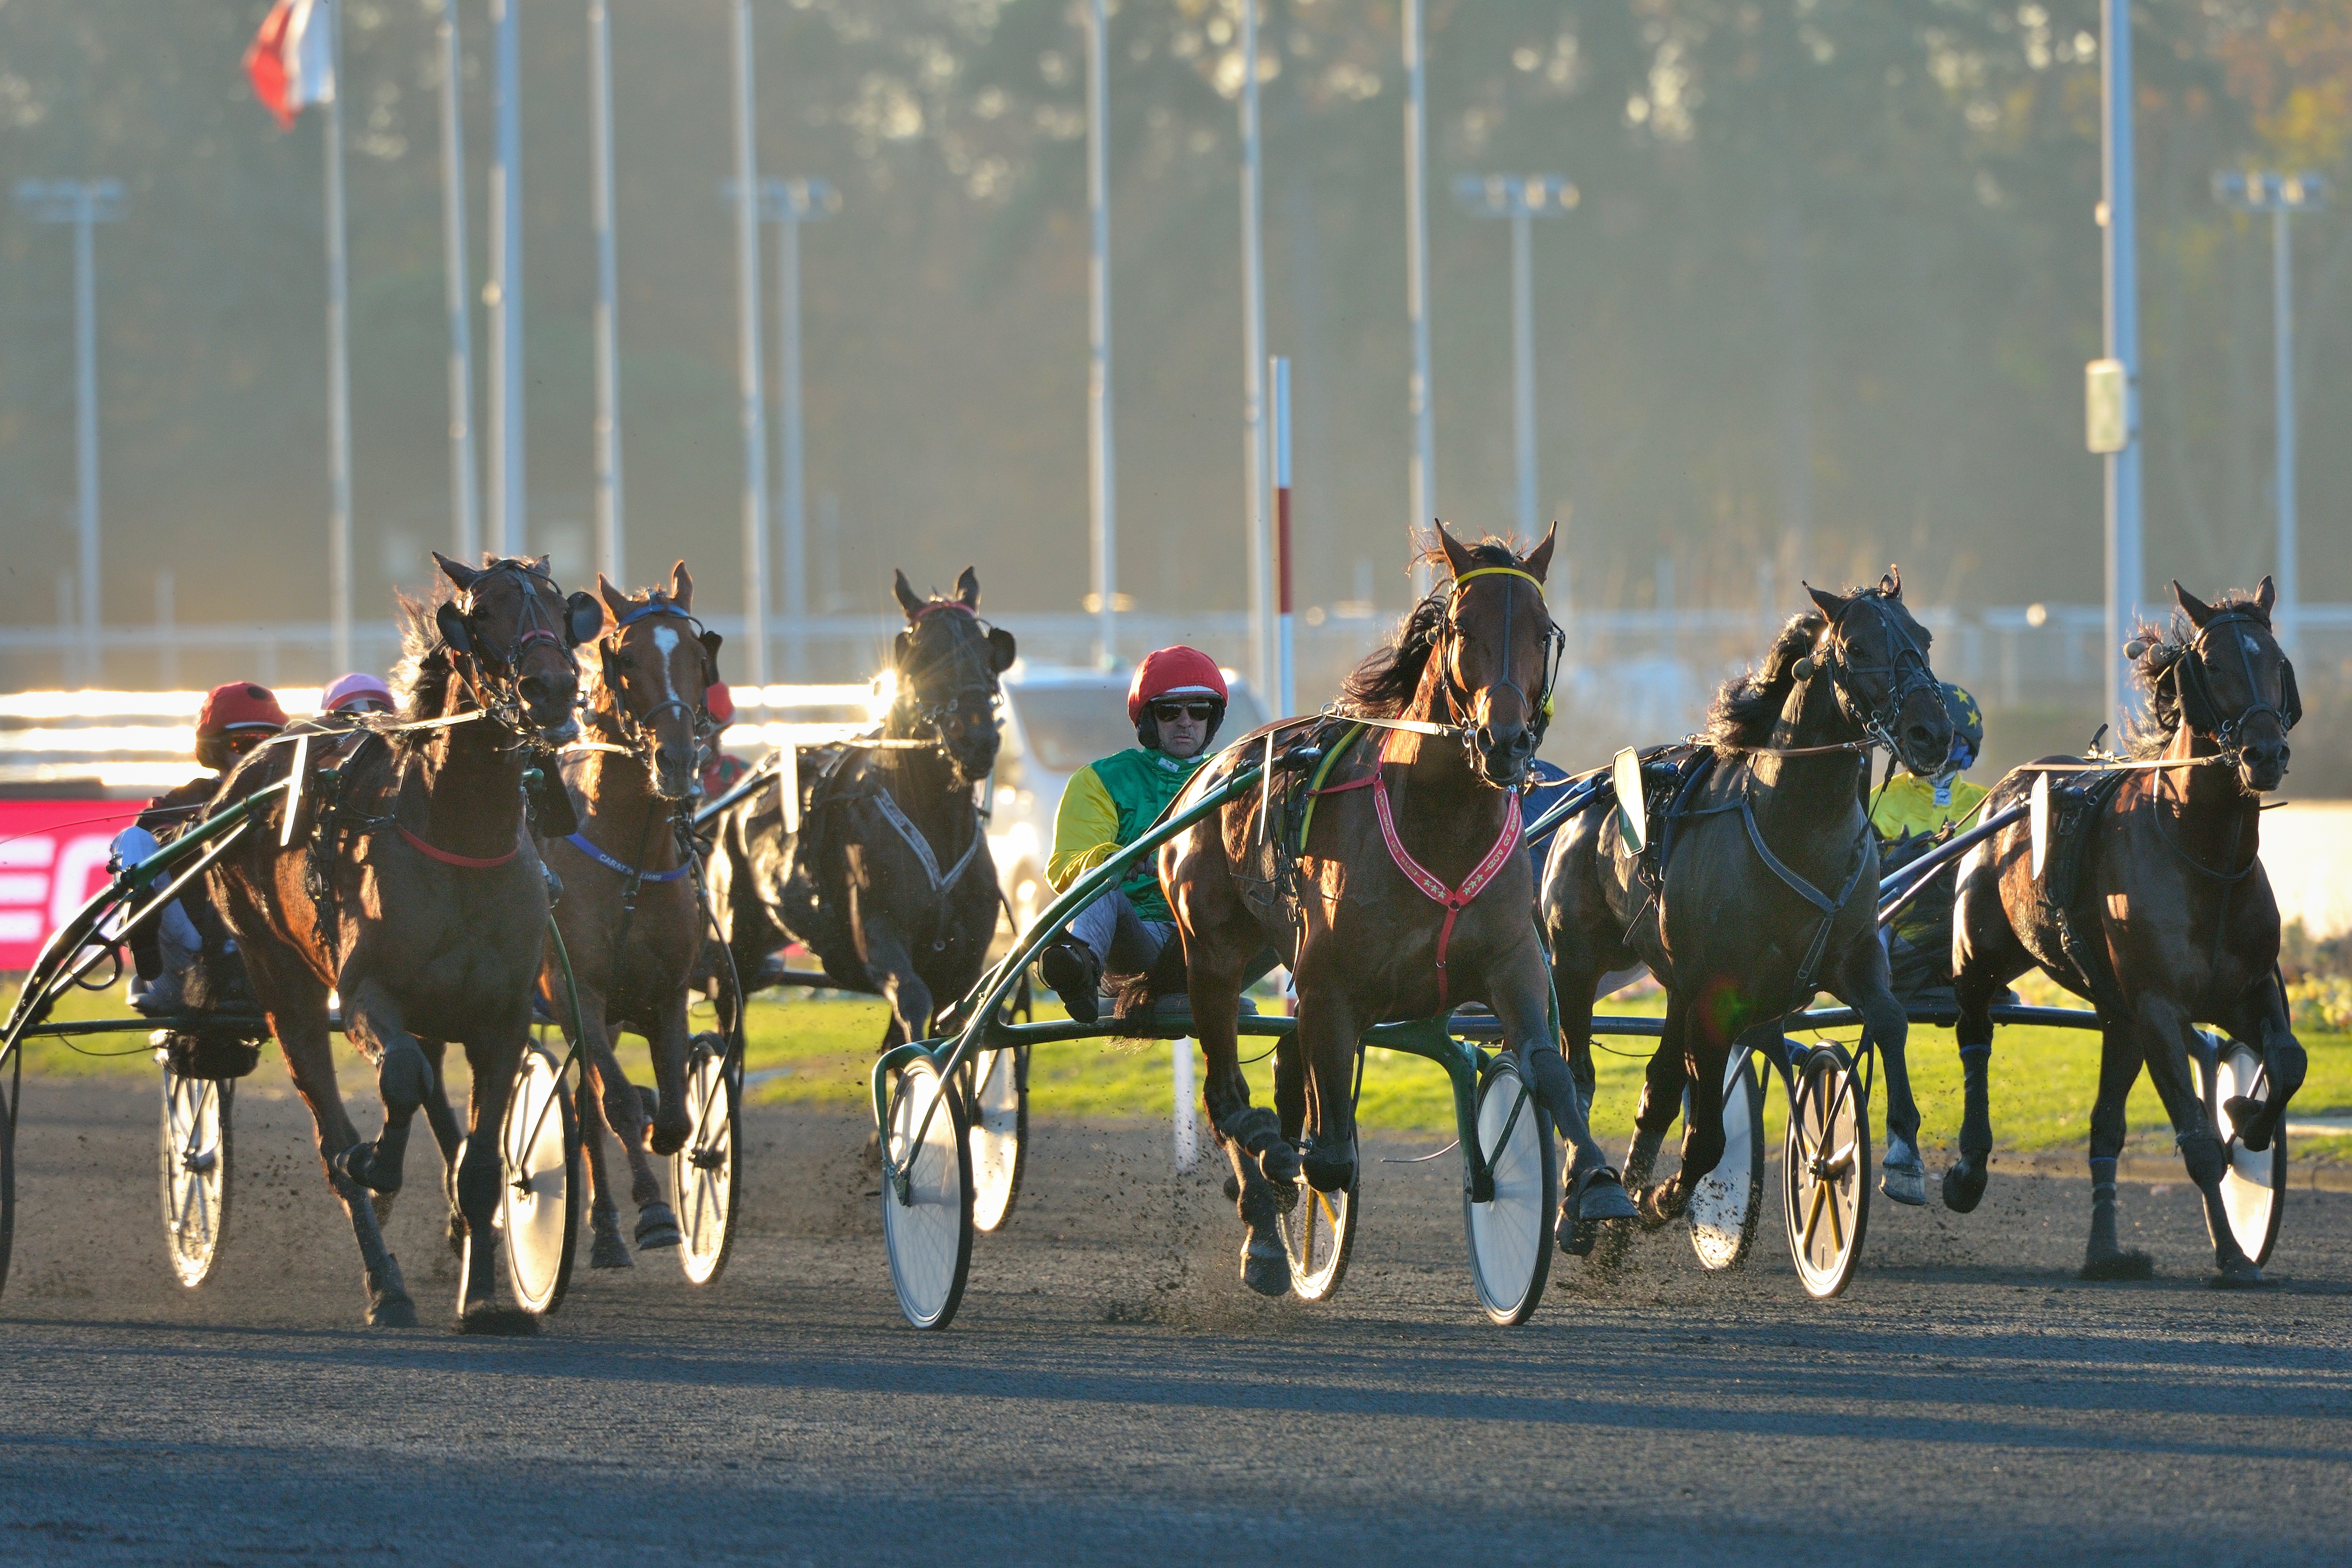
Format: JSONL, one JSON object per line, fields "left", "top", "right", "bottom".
{"left": 2173, "top": 580, "right": 2217, "bottom": 627}
{"left": 892, "top": 570, "right": 926, "bottom": 620}
{"left": 699, "top": 629, "right": 724, "bottom": 677}
{"left": 1805, "top": 582, "right": 1848, "bottom": 621}
{"left": 1881, "top": 565, "right": 1903, "bottom": 599}
{"left": 1522, "top": 522, "right": 1557, "bottom": 584}
{"left": 597, "top": 573, "right": 633, "bottom": 618}
{"left": 2254, "top": 574, "right": 2277, "bottom": 614}
{"left": 1435, "top": 520, "right": 1477, "bottom": 582}
{"left": 433, "top": 551, "right": 480, "bottom": 592}
{"left": 565, "top": 592, "right": 604, "bottom": 647}
{"left": 988, "top": 627, "right": 1018, "bottom": 673}
{"left": 671, "top": 560, "right": 694, "bottom": 612}
{"left": 956, "top": 567, "right": 981, "bottom": 609}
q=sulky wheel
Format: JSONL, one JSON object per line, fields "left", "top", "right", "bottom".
{"left": 1783, "top": 1042, "right": 1871, "bottom": 1299}
{"left": 963, "top": 1045, "right": 1027, "bottom": 1234}
{"left": 882, "top": 1056, "right": 973, "bottom": 1330}
{"left": 672, "top": 1033, "right": 741, "bottom": 1286}
{"left": 160, "top": 1067, "right": 233, "bottom": 1288}
{"left": 1463, "top": 1056, "right": 1560, "bottom": 1325}
{"left": 1281, "top": 1145, "right": 1359, "bottom": 1302}
{"left": 1686, "top": 1048, "right": 1766, "bottom": 1272}
{"left": 2198, "top": 1033, "right": 2286, "bottom": 1268}
{"left": 498, "top": 1044, "right": 580, "bottom": 1316}
{"left": 0, "top": 1060, "right": 18, "bottom": 1300}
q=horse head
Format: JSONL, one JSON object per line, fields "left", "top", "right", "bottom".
{"left": 1805, "top": 568, "right": 1950, "bottom": 778}
{"left": 889, "top": 566, "right": 1017, "bottom": 788}
{"left": 432, "top": 551, "right": 595, "bottom": 744}
{"left": 595, "top": 561, "right": 720, "bottom": 802}
{"left": 1434, "top": 521, "right": 1561, "bottom": 789}
{"left": 2166, "top": 578, "right": 2295, "bottom": 794}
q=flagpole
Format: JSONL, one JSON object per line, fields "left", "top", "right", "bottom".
{"left": 323, "top": 0, "right": 353, "bottom": 674}
{"left": 589, "top": 0, "right": 624, "bottom": 584}
{"left": 732, "top": 0, "right": 770, "bottom": 690}
{"left": 436, "top": 0, "right": 479, "bottom": 563}
{"left": 488, "top": 0, "right": 525, "bottom": 557}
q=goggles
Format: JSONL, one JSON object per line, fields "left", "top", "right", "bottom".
{"left": 1150, "top": 700, "right": 1220, "bottom": 723}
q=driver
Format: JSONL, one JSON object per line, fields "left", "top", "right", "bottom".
{"left": 1035, "top": 647, "right": 1227, "bottom": 1023}
{"left": 1871, "top": 682, "right": 1987, "bottom": 1003}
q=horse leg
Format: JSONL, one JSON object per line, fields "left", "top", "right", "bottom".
{"left": 1837, "top": 942, "right": 1925, "bottom": 1205}
{"left": 2225, "top": 975, "right": 2305, "bottom": 1155}
{"left": 2135, "top": 996, "right": 2267, "bottom": 1287}
{"left": 335, "top": 978, "right": 433, "bottom": 1198}
{"left": 1648, "top": 1028, "right": 1731, "bottom": 1228}
{"left": 1494, "top": 947, "right": 1632, "bottom": 1248}
{"left": 419, "top": 1039, "right": 466, "bottom": 1255}
{"left": 578, "top": 1076, "right": 632, "bottom": 1268}
{"left": 1291, "top": 990, "right": 1359, "bottom": 1195}
{"left": 622, "top": 1004, "right": 698, "bottom": 1252}
{"left": 454, "top": 1029, "right": 537, "bottom": 1329}
{"left": 1627, "top": 994, "right": 1695, "bottom": 1230}
{"left": 1191, "top": 917, "right": 1296, "bottom": 1297}
{"left": 2081, "top": 1017, "right": 2153, "bottom": 1280}
{"left": 862, "top": 920, "right": 937, "bottom": 1056}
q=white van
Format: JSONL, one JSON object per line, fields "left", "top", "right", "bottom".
{"left": 987, "top": 664, "right": 1269, "bottom": 933}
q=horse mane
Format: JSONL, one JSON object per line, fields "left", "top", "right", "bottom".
{"left": 390, "top": 582, "right": 457, "bottom": 743}
{"left": 1702, "top": 609, "right": 1831, "bottom": 756}
{"left": 2124, "top": 588, "right": 2273, "bottom": 759}
{"left": 1340, "top": 534, "right": 1523, "bottom": 718}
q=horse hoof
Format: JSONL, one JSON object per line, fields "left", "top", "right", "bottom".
{"left": 1557, "top": 1212, "right": 1597, "bottom": 1257}
{"left": 2209, "top": 1260, "right": 2275, "bottom": 1291}
{"left": 1630, "top": 1182, "right": 1680, "bottom": 1232}
{"left": 333, "top": 1143, "right": 401, "bottom": 1197}
{"left": 1255, "top": 1140, "right": 1301, "bottom": 1189}
{"left": 1300, "top": 1148, "right": 1355, "bottom": 1195}
{"left": 1571, "top": 1166, "right": 1639, "bottom": 1224}
{"left": 1940, "top": 1162, "right": 1988, "bottom": 1215}
{"left": 368, "top": 1291, "right": 418, "bottom": 1329}
{"left": 589, "top": 1228, "right": 634, "bottom": 1269}
{"left": 2224, "top": 1096, "right": 2272, "bottom": 1152}
{"left": 456, "top": 1304, "right": 542, "bottom": 1336}
{"left": 635, "top": 1203, "right": 682, "bottom": 1252}
{"left": 648, "top": 1120, "right": 689, "bottom": 1159}
{"left": 1239, "top": 1236, "right": 1291, "bottom": 1298}
{"left": 2080, "top": 1248, "right": 2154, "bottom": 1282}
{"left": 1880, "top": 1165, "right": 1927, "bottom": 1207}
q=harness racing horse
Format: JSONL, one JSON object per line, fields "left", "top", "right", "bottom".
{"left": 545, "top": 563, "right": 722, "bottom": 1268}
{"left": 1544, "top": 572, "right": 1954, "bottom": 1245}
{"left": 209, "top": 553, "right": 599, "bottom": 1328}
{"left": 1946, "top": 579, "right": 2305, "bottom": 1286}
{"left": 708, "top": 567, "right": 1016, "bottom": 1052}
{"left": 1163, "top": 525, "right": 1636, "bottom": 1297}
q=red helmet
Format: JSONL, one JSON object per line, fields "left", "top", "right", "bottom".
{"left": 704, "top": 680, "right": 737, "bottom": 726}
{"left": 196, "top": 682, "right": 289, "bottom": 738}
{"left": 1127, "top": 647, "right": 1228, "bottom": 724}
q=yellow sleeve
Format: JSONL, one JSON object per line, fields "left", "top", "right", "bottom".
{"left": 1047, "top": 766, "right": 1123, "bottom": 892}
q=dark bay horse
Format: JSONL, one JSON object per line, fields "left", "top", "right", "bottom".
{"left": 1544, "top": 572, "right": 1953, "bottom": 1240}
{"left": 1163, "top": 524, "right": 1635, "bottom": 1297}
{"left": 545, "top": 562, "right": 721, "bottom": 1268}
{"left": 209, "top": 553, "right": 598, "bottom": 1327}
{"left": 1947, "top": 579, "right": 2304, "bottom": 1285}
{"left": 708, "top": 567, "right": 1016, "bottom": 1051}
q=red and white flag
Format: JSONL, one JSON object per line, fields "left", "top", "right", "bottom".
{"left": 244, "top": 0, "right": 336, "bottom": 131}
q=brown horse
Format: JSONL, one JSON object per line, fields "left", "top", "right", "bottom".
{"left": 1544, "top": 573, "right": 1954, "bottom": 1241}
{"left": 544, "top": 563, "right": 721, "bottom": 1268}
{"left": 1946, "top": 578, "right": 2304, "bottom": 1286}
{"left": 209, "top": 553, "right": 597, "bottom": 1328}
{"left": 1163, "top": 525, "right": 1635, "bottom": 1297}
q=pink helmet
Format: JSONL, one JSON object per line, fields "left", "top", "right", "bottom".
{"left": 322, "top": 672, "right": 395, "bottom": 714}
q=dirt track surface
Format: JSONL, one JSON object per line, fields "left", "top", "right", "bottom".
{"left": 3, "top": 1077, "right": 2350, "bottom": 1565}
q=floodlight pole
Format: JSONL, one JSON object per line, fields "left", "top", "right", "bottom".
{"left": 761, "top": 178, "right": 836, "bottom": 680}
{"left": 730, "top": 0, "right": 769, "bottom": 690}
{"left": 589, "top": 0, "right": 625, "bottom": 583}
{"left": 435, "top": 0, "right": 480, "bottom": 563}
{"left": 1240, "top": 0, "right": 1271, "bottom": 695}
{"left": 2099, "top": 0, "right": 2141, "bottom": 727}
{"left": 488, "top": 0, "right": 526, "bottom": 556}
{"left": 1086, "top": 0, "right": 1117, "bottom": 669}
{"left": 15, "top": 178, "right": 123, "bottom": 685}
{"left": 1403, "top": 0, "right": 1434, "bottom": 595}
{"left": 1272, "top": 355, "right": 1294, "bottom": 718}
{"left": 1455, "top": 174, "right": 1575, "bottom": 550}
{"left": 323, "top": 0, "right": 353, "bottom": 674}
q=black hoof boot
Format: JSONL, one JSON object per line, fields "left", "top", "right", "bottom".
{"left": 2224, "top": 1096, "right": 2273, "bottom": 1153}
{"left": 1300, "top": 1139, "right": 1355, "bottom": 1195}
{"left": 1239, "top": 1230, "right": 1291, "bottom": 1298}
{"left": 333, "top": 1142, "right": 402, "bottom": 1197}
{"left": 635, "top": 1202, "right": 682, "bottom": 1251}
{"left": 1941, "top": 1157, "right": 1989, "bottom": 1214}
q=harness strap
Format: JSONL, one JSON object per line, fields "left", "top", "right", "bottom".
{"left": 870, "top": 788, "right": 984, "bottom": 893}
{"left": 396, "top": 822, "right": 521, "bottom": 869}
{"left": 562, "top": 830, "right": 691, "bottom": 882}
{"left": 1371, "top": 775, "right": 1522, "bottom": 1011}
{"left": 1676, "top": 790, "right": 1869, "bottom": 998}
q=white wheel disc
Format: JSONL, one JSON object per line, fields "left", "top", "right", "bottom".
{"left": 672, "top": 1036, "right": 741, "bottom": 1285}
{"left": 1281, "top": 1153, "right": 1359, "bottom": 1302}
{"left": 1464, "top": 1061, "right": 1558, "bottom": 1325}
{"left": 1783, "top": 1045, "right": 1870, "bottom": 1299}
{"left": 1687, "top": 1050, "right": 1766, "bottom": 1271}
{"left": 499, "top": 1045, "right": 578, "bottom": 1315}
{"left": 160, "top": 1069, "right": 232, "bottom": 1288}
{"left": 882, "top": 1057, "right": 973, "bottom": 1329}
{"left": 2203, "top": 1037, "right": 2286, "bottom": 1268}
{"left": 967, "top": 1046, "right": 1026, "bottom": 1234}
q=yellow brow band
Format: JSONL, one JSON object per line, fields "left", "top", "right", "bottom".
{"left": 1450, "top": 566, "right": 1547, "bottom": 596}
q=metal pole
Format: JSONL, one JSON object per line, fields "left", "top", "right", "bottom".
{"left": 777, "top": 202, "right": 806, "bottom": 678}
{"left": 436, "top": 0, "right": 479, "bottom": 563}
{"left": 324, "top": 0, "right": 354, "bottom": 676}
{"left": 1403, "top": 0, "right": 1434, "bottom": 593}
{"left": 1240, "top": 0, "right": 1270, "bottom": 694}
{"left": 488, "top": 0, "right": 525, "bottom": 556}
{"left": 2100, "top": 0, "right": 2141, "bottom": 726}
{"left": 732, "top": 0, "right": 770, "bottom": 690}
{"left": 155, "top": 570, "right": 176, "bottom": 691}
{"left": 2273, "top": 204, "right": 2298, "bottom": 657}
{"left": 1273, "top": 355, "right": 1294, "bottom": 718}
{"left": 589, "top": 0, "right": 625, "bottom": 584}
{"left": 1086, "top": 0, "right": 1117, "bottom": 669}
{"left": 1510, "top": 204, "right": 1537, "bottom": 541}
{"left": 70, "top": 190, "right": 100, "bottom": 684}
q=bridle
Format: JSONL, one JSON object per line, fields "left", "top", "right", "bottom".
{"left": 889, "top": 601, "right": 1006, "bottom": 769}
{"left": 2167, "top": 609, "right": 2301, "bottom": 762}
{"left": 1803, "top": 589, "right": 1941, "bottom": 759}
{"left": 591, "top": 595, "right": 718, "bottom": 767}
{"left": 1432, "top": 564, "right": 1566, "bottom": 778}
{"left": 435, "top": 559, "right": 598, "bottom": 743}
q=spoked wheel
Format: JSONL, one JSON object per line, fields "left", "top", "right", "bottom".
{"left": 1783, "top": 1042, "right": 1871, "bottom": 1298}
{"left": 498, "top": 1044, "right": 579, "bottom": 1315}
{"left": 1686, "top": 1049, "right": 1766, "bottom": 1271}
{"left": 963, "top": 1045, "right": 1027, "bottom": 1234}
{"left": 1281, "top": 1150, "right": 1359, "bottom": 1302}
{"left": 2198, "top": 1034, "right": 2286, "bottom": 1268}
{"left": 1463, "top": 1057, "right": 1560, "bottom": 1325}
{"left": 672, "top": 1032, "right": 741, "bottom": 1285}
{"left": 882, "top": 1056, "right": 973, "bottom": 1330}
{"left": 1, "top": 1061, "right": 19, "bottom": 1300}
{"left": 160, "top": 1068, "right": 233, "bottom": 1288}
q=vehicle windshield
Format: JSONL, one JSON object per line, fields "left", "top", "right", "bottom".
{"left": 1011, "top": 682, "right": 1268, "bottom": 773}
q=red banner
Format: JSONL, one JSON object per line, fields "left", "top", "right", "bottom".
{"left": 0, "top": 801, "right": 143, "bottom": 970}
